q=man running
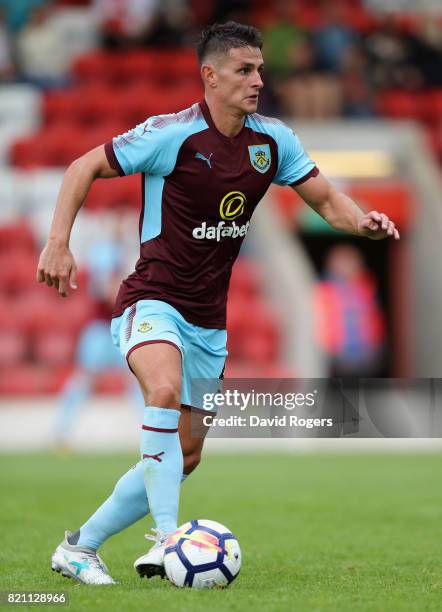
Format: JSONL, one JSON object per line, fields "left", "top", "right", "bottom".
{"left": 38, "top": 22, "right": 399, "bottom": 585}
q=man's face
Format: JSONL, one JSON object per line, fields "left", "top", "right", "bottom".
{"left": 204, "top": 46, "right": 264, "bottom": 115}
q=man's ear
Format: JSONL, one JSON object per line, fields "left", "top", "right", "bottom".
{"left": 201, "top": 63, "right": 218, "bottom": 88}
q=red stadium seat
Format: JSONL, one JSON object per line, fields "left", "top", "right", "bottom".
{"left": 0, "top": 295, "right": 26, "bottom": 333}
{"left": 118, "top": 84, "right": 202, "bottom": 119}
{"left": 11, "top": 121, "right": 133, "bottom": 168}
{"left": 0, "top": 330, "right": 28, "bottom": 365}
{"left": 43, "top": 90, "right": 76, "bottom": 125}
{"left": 421, "top": 90, "right": 442, "bottom": 125}
{"left": 294, "top": 5, "right": 321, "bottom": 28}
{"left": 14, "top": 288, "right": 94, "bottom": 334}
{"left": 238, "top": 326, "right": 278, "bottom": 364}
{"left": 44, "top": 87, "right": 129, "bottom": 129}
{"left": 95, "top": 370, "right": 126, "bottom": 394}
{"left": 376, "top": 91, "right": 424, "bottom": 121}
{"left": 0, "top": 249, "right": 38, "bottom": 294}
{"left": 229, "top": 259, "right": 262, "bottom": 301}
{"left": 147, "top": 50, "right": 200, "bottom": 86}
{"left": 62, "top": 125, "right": 122, "bottom": 162}
{"left": 22, "top": 77, "right": 204, "bottom": 168}
{"left": 47, "top": 127, "right": 82, "bottom": 165}
{"left": 33, "top": 330, "right": 76, "bottom": 365}
{"left": 0, "top": 364, "right": 70, "bottom": 395}
{"left": 10, "top": 137, "right": 45, "bottom": 168}
{"left": 342, "top": 5, "right": 376, "bottom": 33}
{"left": 72, "top": 49, "right": 201, "bottom": 88}
{"left": 115, "top": 50, "right": 200, "bottom": 87}
{"left": 118, "top": 83, "right": 159, "bottom": 125}
{"left": 71, "top": 86, "right": 119, "bottom": 125}
{"left": 86, "top": 175, "right": 140, "bottom": 210}
{"left": 13, "top": 290, "right": 62, "bottom": 334}
{"left": 10, "top": 126, "right": 76, "bottom": 168}
{"left": 71, "top": 50, "right": 110, "bottom": 83}
{"left": 392, "top": 12, "right": 422, "bottom": 35}
{"left": 172, "top": 84, "right": 204, "bottom": 111}
{"left": 48, "top": 294, "right": 94, "bottom": 334}
{"left": 227, "top": 290, "right": 279, "bottom": 365}
{"left": 426, "top": 121, "right": 442, "bottom": 162}
{"left": 0, "top": 221, "right": 36, "bottom": 254}
{"left": 0, "top": 298, "right": 11, "bottom": 330}
{"left": 113, "top": 51, "right": 158, "bottom": 85}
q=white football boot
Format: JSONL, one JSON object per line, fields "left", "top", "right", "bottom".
{"left": 51, "top": 531, "right": 116, "bottom": 585}
{"left": 134, "top": 528, "right": 172, "bottom": 579}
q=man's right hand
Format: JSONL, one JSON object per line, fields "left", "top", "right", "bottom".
{"left": 36, "top": 239, "right": 78, "bottom": 298}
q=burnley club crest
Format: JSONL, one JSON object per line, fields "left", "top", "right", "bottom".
{"left": 248, "top": 144, "right": 271, "bottom": 174}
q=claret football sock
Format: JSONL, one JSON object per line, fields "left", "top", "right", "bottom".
{"left": 141, "top": 406, "right": 182, "bottom": 535}
{"left": 75, "top": 461, "right": 187, "bottom": 550}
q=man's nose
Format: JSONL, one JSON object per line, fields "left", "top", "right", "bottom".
{"left": 253, "top": 72, "right": 264, "bottom": 89}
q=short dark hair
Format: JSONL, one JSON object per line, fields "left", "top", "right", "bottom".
{"left": 196, "top": 21, "right": 263, "bottom": 65}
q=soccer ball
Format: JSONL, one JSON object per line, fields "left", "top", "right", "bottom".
{"left": 164, "top": 519, "right": 241, "bottom": 589}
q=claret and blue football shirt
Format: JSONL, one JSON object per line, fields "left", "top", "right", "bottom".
{"left": 105, "top": 99, "right": 318, "bottom": 328}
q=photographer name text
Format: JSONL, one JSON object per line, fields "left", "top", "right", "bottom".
{"left": 202, "top": 415, "right": 333, "bottom": 428}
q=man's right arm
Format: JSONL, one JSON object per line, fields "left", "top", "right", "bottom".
{"left": 36, "top": 145, "right": 119, "bottom": 297}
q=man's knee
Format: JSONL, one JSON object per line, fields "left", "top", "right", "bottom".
{"left": 142, "top": 381, "right": 181, "bottom": 409}
{"left": 128, "top": 343, "right": 181, "bottom": 408}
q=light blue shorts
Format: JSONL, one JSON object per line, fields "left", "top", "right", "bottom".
{"left": 110, "top": 300, "right": 227, "bottom": 411}
{"left": 77, "top": 320, "right": 126, "bottom": 373}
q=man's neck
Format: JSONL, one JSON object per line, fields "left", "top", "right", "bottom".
{"left": 204, "top": 95, "right": 246, "bottom": 138}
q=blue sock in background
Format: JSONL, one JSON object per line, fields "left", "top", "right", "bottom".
{"left": 54, "top": 373, "right": 92, "bottom": 443}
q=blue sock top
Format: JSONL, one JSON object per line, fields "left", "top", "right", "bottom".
{"left": 143, "top": 407, "right": 180, "bottom": 429}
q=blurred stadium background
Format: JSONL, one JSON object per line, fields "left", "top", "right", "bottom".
{"left": 0, "top": 0, "right": 442, "bottom": 451}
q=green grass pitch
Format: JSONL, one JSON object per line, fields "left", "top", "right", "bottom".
{"left": 0, "top": 452, "right": 441, "bottom": 611}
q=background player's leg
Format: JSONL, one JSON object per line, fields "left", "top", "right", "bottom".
{"left": 129, "top": 342, "right": 183, "bottom": 536}
{"left": 54, "top": 321, "right": 121, "bottom": 450}
{"left": 124, "top": 375, "right": 145, "bottom": 421}
{"left": 54, "top": 371, "right": 92, "bottom": 449}
{"left": 70, "top": 407, "right": 207, "bottom": 550}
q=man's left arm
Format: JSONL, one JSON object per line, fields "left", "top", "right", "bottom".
{"left": 293, "top": 171, "right": 400, "bottom": 241}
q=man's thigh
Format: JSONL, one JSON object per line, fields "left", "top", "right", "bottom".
{"left": 128, "top": 342, "right": 182, "bottom": 407}
{"left": 111, "top": 299, "right": 185, "bottom": 405}
{"left": 181, "top": 326, "right": 227, "bottom": 411}
{"left": 111, "top": 299, "right": 226, "bottom": 411}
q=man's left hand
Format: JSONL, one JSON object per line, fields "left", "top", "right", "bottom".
{"left": 358, "top": 211, "right": 400, "bottom": 240}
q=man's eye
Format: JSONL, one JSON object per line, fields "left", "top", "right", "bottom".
{"left": 239, "top": 68, "right": 249, "bottom": 75}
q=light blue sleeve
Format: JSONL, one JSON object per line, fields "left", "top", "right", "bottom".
{"left": 273, "top": 125, "right": 316, "bottom": 186}
{"left": 111, "top": 117, "right": 180, "bottom": 177}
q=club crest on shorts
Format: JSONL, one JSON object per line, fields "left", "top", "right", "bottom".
{"left": 138, "top": 321, "right": 152, "bottom": 333}
{"left": 248, "top": 144, "right": 271, "bottom": 173}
